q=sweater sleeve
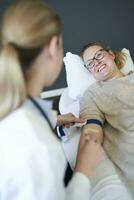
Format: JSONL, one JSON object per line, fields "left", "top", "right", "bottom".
{"left": 80, "top": 87, "right": 105, "bottom": 124}
{"left": 90, "top": 175, "right": 132, "bottom": 200}
{"left": 89, "top": 159, "right": 132, "bottom": 200}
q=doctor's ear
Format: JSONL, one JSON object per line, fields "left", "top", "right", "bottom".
{"left": 46, "top": 35, "right": 60, "bottom": 57}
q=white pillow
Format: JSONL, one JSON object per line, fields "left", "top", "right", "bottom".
{"left": 63, "top": 52, "right": 96, "bottom": 100}
{"left": 120, "top": 48, "right": 134, "bottom": 74}
{"left": 59, "top": 88, "right": 80, "bottom": 117}
{"left": 63, "top": 48, "right": 134, "bottom": 100}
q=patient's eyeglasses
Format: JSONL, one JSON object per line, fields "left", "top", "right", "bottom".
{"left": 84, "top": 49, "right": 107, "bottom": 70}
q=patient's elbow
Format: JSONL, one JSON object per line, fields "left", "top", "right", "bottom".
{"left": 82, "top": 124, "right": 104, "bottom": 145}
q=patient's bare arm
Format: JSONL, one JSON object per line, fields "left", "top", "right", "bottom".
{"left": 82, "top": 124, "right": 104, "bottom": 144}
{"left": 74, "top": 130, "right": 106, "bottom": 177}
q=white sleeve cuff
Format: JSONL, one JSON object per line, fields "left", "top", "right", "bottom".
{"left": 66, "top": 172, "right": 91, "bottom": 200}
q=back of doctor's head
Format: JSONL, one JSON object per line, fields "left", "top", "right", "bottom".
{"left": 0, "top": 0, "right": 62, "bottom": 120}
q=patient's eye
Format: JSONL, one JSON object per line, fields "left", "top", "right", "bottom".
{"left": 95, "top": 50, "right": 104, "bottom": 60}
{"left": 86, "top": 59, "right": 94, "bottom": 68}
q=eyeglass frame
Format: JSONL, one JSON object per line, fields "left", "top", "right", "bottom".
{"left": 84, "top": 48, "right": 108, "bottom": 71}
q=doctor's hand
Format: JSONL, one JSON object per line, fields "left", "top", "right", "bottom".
{"left": 57, "top": 113, "right": 84, "bottom": 127}
{"left": 74, "top": 134, "right": 106, "bottom": 178}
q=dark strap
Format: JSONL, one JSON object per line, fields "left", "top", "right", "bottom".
{"left": 57, "top": 118, "right": 103, "bottom": 141}
{"left": 28, "top": 96, "right": 54, "bottom": 132}
{"left": 86, "top": 119, "right": 103, "bottom": 127}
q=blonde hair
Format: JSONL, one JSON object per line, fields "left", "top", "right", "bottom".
{"left": 81, "top": 41, "right": 126, "bottom": 69}
{"left": 0, "top": 0, "right": 62, "bottom": 119}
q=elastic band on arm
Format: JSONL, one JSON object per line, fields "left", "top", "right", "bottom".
{"left": 86, "top": 119, "right": 103, "bottom": 127}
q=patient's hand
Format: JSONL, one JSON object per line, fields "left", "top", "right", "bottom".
{"left": 57, "top": 113, "right": 84, "bottom": 127}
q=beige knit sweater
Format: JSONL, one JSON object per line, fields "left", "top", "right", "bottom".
{"left": 80, "top": 73, "right": 134, "bottom": 197}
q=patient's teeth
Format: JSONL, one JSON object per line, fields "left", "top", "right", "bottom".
{"left": 99, "top": 65, "right": 105, "bottom": 72}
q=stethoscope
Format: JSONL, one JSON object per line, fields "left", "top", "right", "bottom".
{"left": 28, "top": 96, "right": 55, "bottom": 133}
{"left": 28, "top": 96, "right": 70, "bottom": 140}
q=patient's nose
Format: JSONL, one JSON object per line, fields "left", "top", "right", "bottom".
{"left": 94, "top": 59, "right": 102, "bottom": 67}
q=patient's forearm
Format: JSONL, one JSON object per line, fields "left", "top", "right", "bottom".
{"left": 82, "top": 124, "right": 104, "bottom": 144}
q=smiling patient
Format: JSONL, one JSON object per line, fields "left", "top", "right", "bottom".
{"left": 80, "top": 41, "right": 134, "bottom": 197}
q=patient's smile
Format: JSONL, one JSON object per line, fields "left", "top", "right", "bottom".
{"left": 98, "top": 64, "right": 106, "bottom": 72}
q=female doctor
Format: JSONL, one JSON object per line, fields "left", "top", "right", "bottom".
{"left": 0, "top": 0, "right": 109, "bottom": 200}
